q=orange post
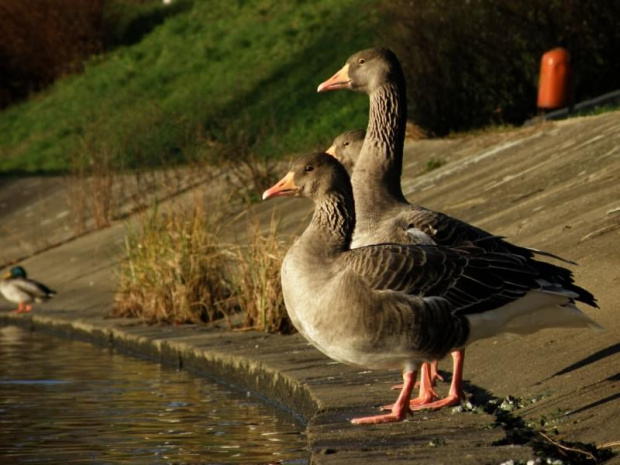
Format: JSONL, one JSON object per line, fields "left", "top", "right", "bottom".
{"left": 537, "top": 48, "right": 571, "bottom": 110}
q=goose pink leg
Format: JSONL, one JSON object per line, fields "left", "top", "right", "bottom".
{"left": 429, "top": 360, "right": 444, "bottom": 384}
{"left": 413, "top": 350, "right": 466, "bottom": 410}
{"left": 352, "top": 370, "right": 416, "bottom": 425}
{"left": 391, "top": 360, "right": 443, "bottom": 390}
{"left": 410, "top": 363, "right": 439, "bottom": 406}
{"left": 383, "top": 363, "right": 438, "bottom": 410}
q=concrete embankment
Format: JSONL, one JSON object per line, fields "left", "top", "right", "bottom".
{"left": 2, "top": 111, "right": 620, "bottom": 464}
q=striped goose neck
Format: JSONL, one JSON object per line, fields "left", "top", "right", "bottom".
{"left": 305, "top": 191, "right": 355, "bottom": 254}
{"left": 352, "top": 80, "right": 407, "bottom": 210}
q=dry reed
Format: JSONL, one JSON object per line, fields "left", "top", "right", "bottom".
{"left": 113, "top": 202, "right": 233, "bottom": 324}
{"left": 113, "top": 198, "right": 293, "bottom": 333}
{"left": 230, "top": 213, "right": 292, "bottom": 334}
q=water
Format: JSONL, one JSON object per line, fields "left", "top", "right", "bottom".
{"left": 0, "top": 325, "right": 308, "bottom": 464}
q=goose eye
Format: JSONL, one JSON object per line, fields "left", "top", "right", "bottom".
{"left": 358, "top": 58, "right": 365, "bottom": 64}
{"left": 344, "top": 141, "right": 350, "bottom": 146}
{"left": 304, "top": 165, "right": 314, "bottom": 172}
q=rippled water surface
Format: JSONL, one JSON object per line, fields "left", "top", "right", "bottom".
{"left": 0, "top": 325, "right": 307, "bottom": 464}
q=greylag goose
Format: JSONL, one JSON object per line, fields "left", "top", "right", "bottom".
{"left": 262, "top": 152, "right": 600, "bottom": 424}
{"left": 317, "top": 48, "right": 598, "bottom": 410}
{"left": 327, "top": 129, "right": 445, "bottom": 400}
{"left": 1, "top": 266, "right": 56, "bottom": 313}
{"left": 325, "top": 129, "right": 366, "bottom": 173}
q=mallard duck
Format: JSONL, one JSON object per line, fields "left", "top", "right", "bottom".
{"left": 0, "top": 266, "right": 56, "bottom": 313}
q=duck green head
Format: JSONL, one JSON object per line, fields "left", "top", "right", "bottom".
{"left": 4, "top": 266, "right": 27, "bottom": 280}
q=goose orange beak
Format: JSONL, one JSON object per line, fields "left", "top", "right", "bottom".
{"left": 262, "top": 171, "right": 299, "bottom": 200}
{"left": 317, "top": 64, "right": 351, "bottom": 92}
{"left": 325, "top": 144, "right": 337, "bottom": 156}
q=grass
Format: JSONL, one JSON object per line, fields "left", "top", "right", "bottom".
{"left": 113, "top": 198, "right": 292, "bottom": 333}
{"left": 229, "top": 212, "right": 290, "bottom": 333}
{"left": 571, "top": 104, "right": 620, "bottom": 118}
{"left": 424, "top": 157, "right": 446, "bottom": 172}
{"left": 62, "top": 125, "right": 215, "bottom": 235}
{"left": 113, "top": 201, "right": 234, "bottom": 324}
{"left": 446, "top": 123, "right": 518, "bottom": 140}
{"left": 0, "top": 0, "right": 378, "bottom": 173}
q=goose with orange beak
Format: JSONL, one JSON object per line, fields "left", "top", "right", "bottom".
{"left": 315, "top": 47, "right": 599, "bottom": 411}
{"left": 262, "top": 152, "right": 601, "bottom": 425}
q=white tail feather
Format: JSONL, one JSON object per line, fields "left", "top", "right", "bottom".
{"left": 464, "top": 290, "right": 600, "bottom": 345}
{"left": 503, "top": 302, "right": 603, "bottom": 334}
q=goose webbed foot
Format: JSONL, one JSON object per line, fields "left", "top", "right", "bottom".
{"left": 351, "top": 409, "right": 412, "bottom": 425}
{"left": 413, "top": 350, "right": 466, "bottom": 411}
{"left": 411, "top": 389, "right": 465, "bottom": 410}
{"left": 352, "top": 370, "right": 416, "bottom": 425}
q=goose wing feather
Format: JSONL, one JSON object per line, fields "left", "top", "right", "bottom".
{"left": 398, "top": 208, "right": 599, "bottom": 306}
{"left": 400, "top": 207, "right": 573, "bottom": 264}
{"left": 343, "top": 244, "right": 542, "bottom": 315}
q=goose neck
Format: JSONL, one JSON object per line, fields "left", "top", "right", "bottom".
{"left": 366, "top": 81, "right": 406, "bottom": 161}
{"left": 303, "top": 192, "right": 355, "bottom": 256}
{"left": 352, "top": 80, "right": 407, "bottom": 208}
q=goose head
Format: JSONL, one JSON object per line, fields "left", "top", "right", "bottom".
{"left": 325, "top": 130, "right": 365, "bottom": 173}
{"left": 262, "top": 153, "right": 351, "bottom": 202}
{"left": 317, "top": 48, "right": 403, "bottom": 94}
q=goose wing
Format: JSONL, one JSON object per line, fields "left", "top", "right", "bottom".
{"left": 343, "top": 244, "right": 541, "bottom": 315}
{"left": 400, "top": 207, "right": 573, "bottom": 264}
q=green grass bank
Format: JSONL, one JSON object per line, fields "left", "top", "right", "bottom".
{"left": 0, "top": 0, "right": 377, "bottom": 173}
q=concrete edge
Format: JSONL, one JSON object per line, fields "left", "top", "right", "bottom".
{"left": 0, "top": 312, "right": 319, "bottom": 427}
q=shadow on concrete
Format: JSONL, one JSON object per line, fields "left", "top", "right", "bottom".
{"left": 551, "top": 342, "right": 620, "bottom": 378}
{"left": 463, "top": 382, "right": 615, "bottom": 464}
{"left": 567, "top": 392, "right": 620, "bottom": 417}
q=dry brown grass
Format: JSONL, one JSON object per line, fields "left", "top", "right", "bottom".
{"left": 64, "top": 118, "right": 216, "bottom": 236}
{"left": 113, "top": 202, "right": 234, "bottom": 324}
{"left": 224, "top": 156, "right": 283, "bottom": 205}
{"left": 405, "top": 121, "right": 428, "bottom": 141}
{"left": 65, "top": 139, "right": 116, "bottom": 235}
{"left": 113, "top": 196, "right": 293, "bottom": 333}
{"left": 64, "top": 111, "right": 292, "bottom": 332}
{"left": 200, "top": 115, "right": 285, "bottom": 206}
{"left": 229, "top": 213, "right": 292, "bottom": 334}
